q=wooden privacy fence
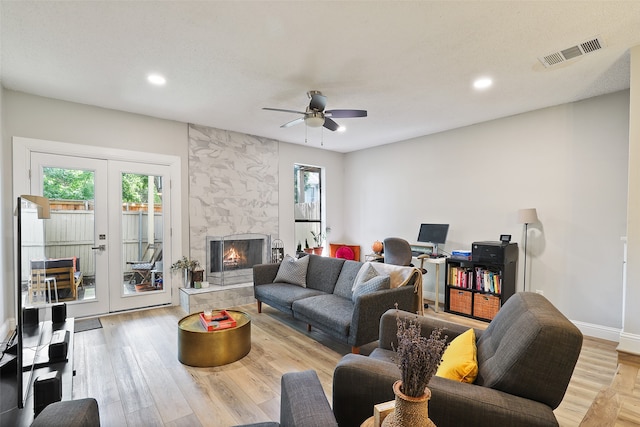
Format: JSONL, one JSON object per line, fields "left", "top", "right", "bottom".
{"left": 20, "top": 206, "right": 163, "bottom": 282}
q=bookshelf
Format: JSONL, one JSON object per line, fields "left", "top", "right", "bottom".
{"left": 444, "top": 247, "right": 517, "bottom": 321}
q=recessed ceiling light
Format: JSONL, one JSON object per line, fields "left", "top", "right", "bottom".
{"left": 147, "top": 74, "right": 166, "bottom": 86}
{"left": 473, "top": 77, "right": 493, "bottom": 90}
{"left": 337, "top": 126, "right": 346, "bottom": 132}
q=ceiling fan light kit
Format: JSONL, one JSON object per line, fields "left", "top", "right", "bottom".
{"left": 304, "top": 111, "right": 325, "bottom": 128}
{"left": 263, "top": 90, "right": 367, "bottom": 136}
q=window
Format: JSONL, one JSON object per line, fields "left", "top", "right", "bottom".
{"left": 294, "top": 164, "right": 322, "bottom": 252}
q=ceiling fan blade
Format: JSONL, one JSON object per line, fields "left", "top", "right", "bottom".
{"left": 325, "top": 109, "right": 368, "bottom": 118}
{"left": 281, "top": 117, "right": 305, "bottom": 128}
{"left": 263, "top": 107, "right": 305, "bottom": 115}
{"left": 323, "top": 118, "right": 340, "bottom": 131}
{"left": 309, "top": 93, "right": 327, "bottom": 111}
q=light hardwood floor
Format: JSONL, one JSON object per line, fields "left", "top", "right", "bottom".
{"left": 72, "top": 302, "right": 620, "bottom": 427}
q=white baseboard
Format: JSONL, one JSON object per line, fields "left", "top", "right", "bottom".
{"left": 617, "top": 331, "right": 640, "bottom": 355}
{"left": 572, "top": 319, "right": 621, "bottom": 343}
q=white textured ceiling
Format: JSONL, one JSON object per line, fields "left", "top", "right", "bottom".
{"left": 2, "top": 1, "right": 640, "bottom": 153}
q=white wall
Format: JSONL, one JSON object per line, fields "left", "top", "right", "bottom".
{"left": 621, "top": 46, "right": 640, "bottom": 353}
{"left": 1, "top": 90, "right": 190, "bottom": 315}
{"left": 344, "top": 91, "right": 630, "bottom": 337}
{"left": 278, "top": 142, "right": 345, "bottom": 256}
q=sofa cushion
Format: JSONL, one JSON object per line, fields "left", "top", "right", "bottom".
{"left": 436, "top": 328, "right": 478, "bottom": 383}
{"left": 352, "top": 274, "right": 390, "bottom": 303}
{"left": 255, "top": 283, "right": 325, "bottom": 312}
{"left": 274, "top": 254, "right": 309, "bottom": 287}
{"left": 306, "top": 254, "right": 345, "bottom": 293}
{"left": 292, "top": 294, "right": 354, "bottom": 337}
{"left": 333, "top": 260, "right": 363, "bottom": 300}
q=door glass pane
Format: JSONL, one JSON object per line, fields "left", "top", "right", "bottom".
{"left": 121, "top": 173, "right": 164, "bottom": 295}
{"left": 41, "top": 167, "right": 95, "bottom": 302}
{"left": 294, "top": 165, "right": 322, "bottom": 252}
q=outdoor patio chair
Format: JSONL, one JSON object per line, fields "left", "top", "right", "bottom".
{"left": 127, "top": 243, "right": 163, "bottom": 285}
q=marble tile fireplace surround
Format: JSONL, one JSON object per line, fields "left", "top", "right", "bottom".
{"left": 184, "top": 124, "right": 279, "bottom": 313}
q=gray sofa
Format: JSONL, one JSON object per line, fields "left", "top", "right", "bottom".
{"left": 233, "top": 370, "right": 338, "bottom": 427}
{"left": 31, "top": 398, "right": 100, "bottom": 426}
{"left": 253, "top": 254, "right": 421, "bottom": 353}
{"left": 333, "top": 292, "right": 583, "bottom": 427}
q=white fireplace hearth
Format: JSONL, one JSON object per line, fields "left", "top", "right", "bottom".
{"left": 179, "top": 282, "right": 255, "bottom": 314}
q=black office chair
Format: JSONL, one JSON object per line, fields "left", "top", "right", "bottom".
{"left": 383, "top": 237, "right": 427, "bottom": 274}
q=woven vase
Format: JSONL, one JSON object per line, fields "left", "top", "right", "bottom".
{"left": 381, "top": 380, "right": 436, "bottom": 427}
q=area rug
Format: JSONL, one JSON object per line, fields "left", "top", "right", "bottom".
{"left": 74, "top": 318, "right": 102, "bottom": 333}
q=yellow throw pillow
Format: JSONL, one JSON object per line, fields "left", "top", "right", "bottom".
{"left": 436, "top": 328, "right": 478, "bottom": 383}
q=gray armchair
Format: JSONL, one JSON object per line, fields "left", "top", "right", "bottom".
{"left": 333, "top": 292, "right": 583, "bottom": 427}
{"left": 234, "top": 370, "right": 337, "bottom": 427}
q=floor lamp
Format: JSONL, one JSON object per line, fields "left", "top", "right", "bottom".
{"left": 518, "top": 208, "right": 538, "bottom": 292}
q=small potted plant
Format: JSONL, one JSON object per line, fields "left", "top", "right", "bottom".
{"left": 171, "top": 256, "right": 200, "bottom": 288}
{"left": 382, "top": 311, "right": 448, "bottom": 427}
{"left": 304, "top": 239, "right": 313, "bottom": 254}
{"left": 310, "top": 230, "right": 326, "bottom": 255}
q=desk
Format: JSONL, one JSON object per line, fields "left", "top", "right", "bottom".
{"left": 417, "top": 256, "right": 447, "bottom": 313}
{"left": 365, "top": 253, "right": 384, "bottom": 262}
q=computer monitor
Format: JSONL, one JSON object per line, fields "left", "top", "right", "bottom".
{"left": 417, "top": 223, "right": 449, "bottom": 255}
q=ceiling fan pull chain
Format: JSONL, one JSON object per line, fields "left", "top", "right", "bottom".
{"left": 321, "top": 127, "right": 324, "bottom": 146}
{"left": 305, "top": 123, "right": 308, "bottom": 144}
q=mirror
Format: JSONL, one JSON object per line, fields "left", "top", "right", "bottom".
{"left": 15, "top": 195, "right": 51, "bottom": 408}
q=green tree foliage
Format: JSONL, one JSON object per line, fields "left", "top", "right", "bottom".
{"left": 43, "top": 168, "right": 161, "bottom": 203}
{"left": 121, "top": 173, "right": 149, "bottom": 203}
{"left": 43, "top": 168, "right": 95, "bottom": 200}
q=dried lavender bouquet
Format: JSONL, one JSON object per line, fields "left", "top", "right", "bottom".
{"left": 394, "top": 313, "right": 449, "bottom": 397}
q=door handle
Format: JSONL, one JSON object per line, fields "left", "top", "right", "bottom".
{"left": 91, "top": 244, "right": 106, "bottom": 251}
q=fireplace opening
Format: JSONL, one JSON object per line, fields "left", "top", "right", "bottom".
{"left": 206, "top": 234, "right": 270, "bottom": 285}
{"left": 210, "top": 239, "right": 264, "bottom": 272}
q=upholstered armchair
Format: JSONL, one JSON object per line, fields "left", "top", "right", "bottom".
{"left": 234, "top": 370, "right": 337, "bottom": 427}
{"left": 333, "top": 292, "right": 583, "bottom": 427}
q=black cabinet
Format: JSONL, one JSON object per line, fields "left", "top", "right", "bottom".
{"left": 445, "top": 245, "right": 517, "bottom": 321}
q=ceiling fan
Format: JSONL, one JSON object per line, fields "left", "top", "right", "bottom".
{"left": 263, "top": 90, "right": 367, "bottom": 131}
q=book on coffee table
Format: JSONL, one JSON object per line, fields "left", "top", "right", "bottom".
{"left": 199, "top": 310, "right": 237, "bottom": 331}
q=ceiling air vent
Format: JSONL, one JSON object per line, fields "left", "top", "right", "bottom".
{"left": 538, "top": 37, "right": 605, "bottom": 68}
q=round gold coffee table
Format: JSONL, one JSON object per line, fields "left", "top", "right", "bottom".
{"left": 178, "top": 309, "right": 251, "bottom": 367}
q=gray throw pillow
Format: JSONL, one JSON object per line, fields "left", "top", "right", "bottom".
{"left": 352, "top": 263, "right": 379, "bottom": 292}
{"left": 352, "top": 274, "right": 390, "bottom": 302}
{"left": 274, "top": 254, "right": 309, "bottom": 287}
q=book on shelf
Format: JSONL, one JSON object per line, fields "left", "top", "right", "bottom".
{"left": 199, "top": 310, "right": 237, "bottom": 331}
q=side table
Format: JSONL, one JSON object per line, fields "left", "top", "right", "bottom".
{"left": 360, "top": 400, "right": 395, "bottom": 427}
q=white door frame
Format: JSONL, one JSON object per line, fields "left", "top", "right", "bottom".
{"left": 30, "top": 152, "right": 111, "bottom": 317}
{"left": 12, "top": 136, "right": 183, "bottom": 311}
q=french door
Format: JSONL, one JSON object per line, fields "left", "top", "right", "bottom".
{"left": 27, "top": 152, "right": 173, "bottom": 317}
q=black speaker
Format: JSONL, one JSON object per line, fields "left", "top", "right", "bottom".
{"left": 23, "top": 307, "right": 39, "bottom": 326}
{"left": 48, "top": 330, "right": 70, "bottom": 362}
{"left": 34, "top": 370, "right": 62, "bottom": 416}
{"left": 52, "top": 303, "right": 67, "bottom": 324}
